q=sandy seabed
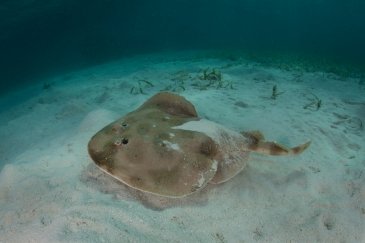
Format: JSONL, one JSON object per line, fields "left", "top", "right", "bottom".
{"left": 0, "top": 51, "right": 364, "bottom": 242}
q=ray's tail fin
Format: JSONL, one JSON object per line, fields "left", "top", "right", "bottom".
{"left": 241, "top": 131, "right": 311, "bottom": 156}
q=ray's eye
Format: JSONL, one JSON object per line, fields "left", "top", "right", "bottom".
{"left": 121, "top": 122, "right": 128, "bottom": 128}
{"left": 122, "top": 138, "right": 129, "bottom": 144}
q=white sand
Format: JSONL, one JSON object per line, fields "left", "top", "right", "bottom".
{"left": 0, "top": 51, "right": 364, "bottom": 242}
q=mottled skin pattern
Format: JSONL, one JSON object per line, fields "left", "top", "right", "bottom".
{"left": 88, "top": 92, "right": 310, "bottom": 198}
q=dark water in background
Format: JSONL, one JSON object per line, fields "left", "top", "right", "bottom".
{"left": 1, "top": 0, "right": 364, "bottom": 94}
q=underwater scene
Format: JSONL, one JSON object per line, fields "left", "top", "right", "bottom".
{"left": 0, "top": 1, "right": 364, "bottom": 242}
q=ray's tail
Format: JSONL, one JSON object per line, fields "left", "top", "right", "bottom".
{"left": 241, "top": 131, "right": 311, "bottom": 156}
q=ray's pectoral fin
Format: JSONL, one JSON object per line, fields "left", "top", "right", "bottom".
{"left": 241, "top": 131, "right": 311, "bottom": 156}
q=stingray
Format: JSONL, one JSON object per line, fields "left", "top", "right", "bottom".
{"left": 88, "top": 92, "right": 310, "bottom": 198}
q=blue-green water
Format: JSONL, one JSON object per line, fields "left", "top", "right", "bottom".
{"left": 1, "top": 0, "right": 364, "bottom": 94}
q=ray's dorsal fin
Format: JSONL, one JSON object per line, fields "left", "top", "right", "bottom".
{"left": 242, "top": 131, "right": 310, "bottom": 156}
{"left": 240, "top": 130, "right": 264, "bottom": 143}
